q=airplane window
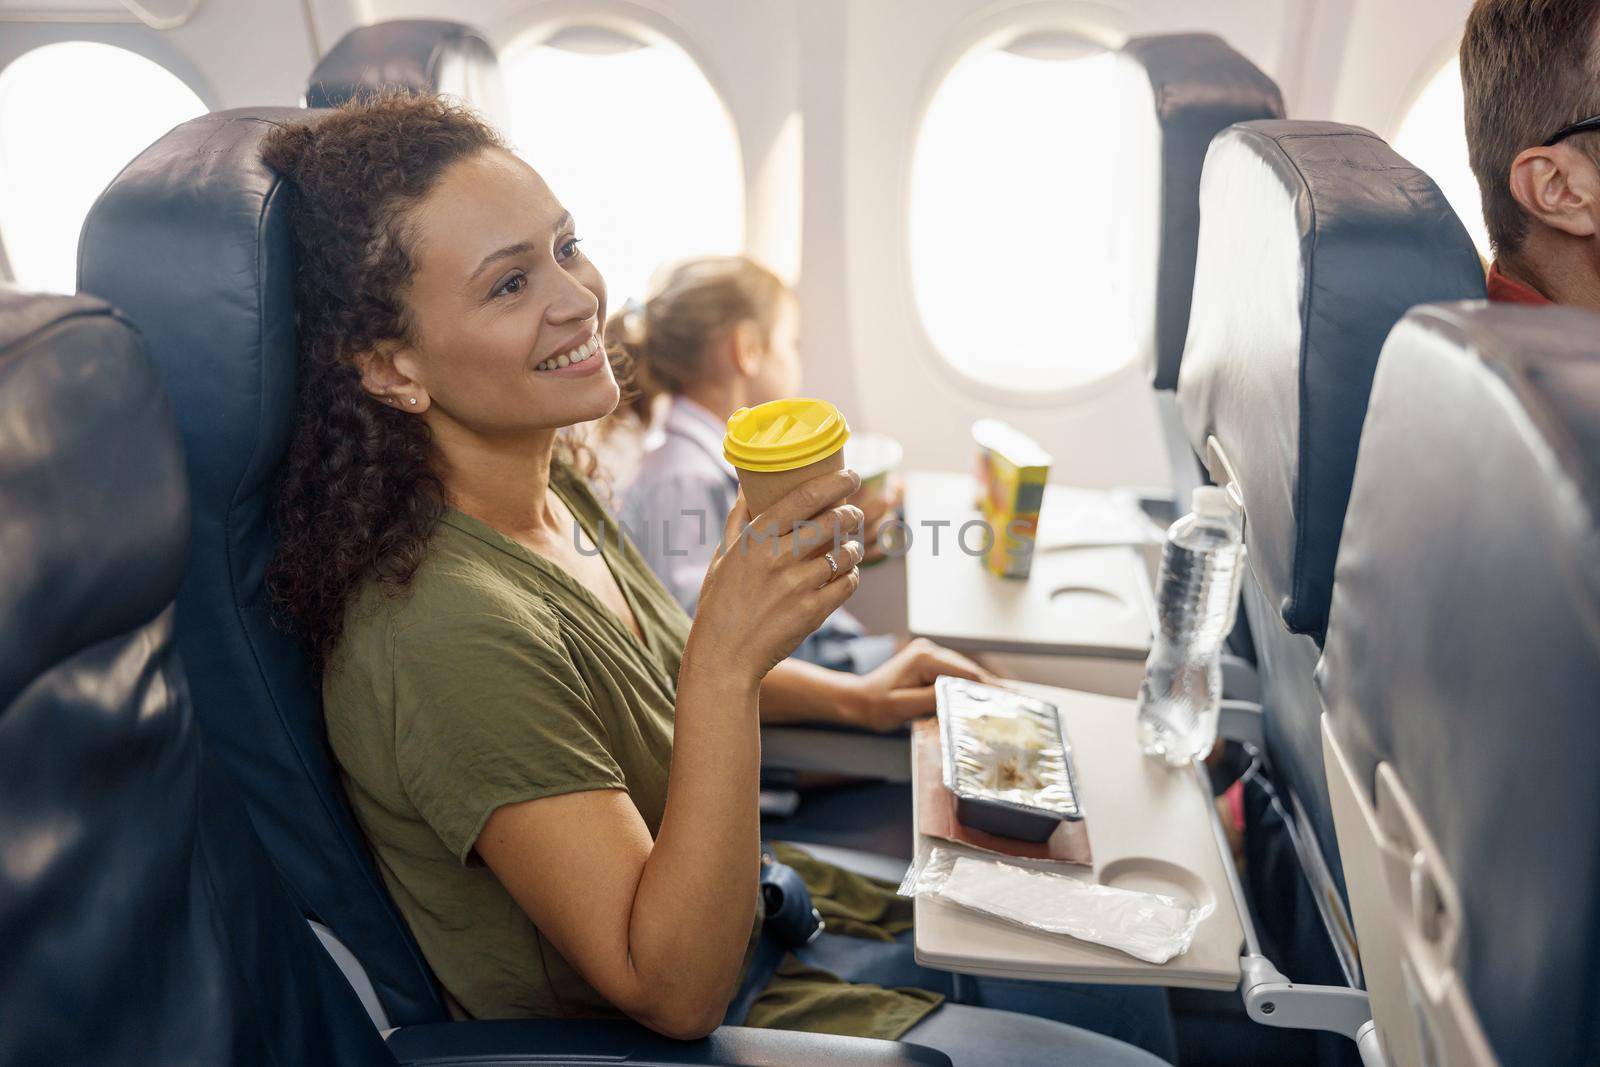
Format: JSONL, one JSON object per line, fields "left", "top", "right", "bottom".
{"left": 910, "top": 36, "right": 1133, "bottom": 393}
{"left": 0, "top": 42, "right": 206, "bottom": 294}
{"left": 503, "top": 27, "right": 744, "bottom": 307}
{"left": 1394, "top": 55, "right": 1491, "bottom": 257}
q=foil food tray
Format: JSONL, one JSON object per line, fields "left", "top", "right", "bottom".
{"left": 936, "top": 676, "right": 1082, "bottom": 842}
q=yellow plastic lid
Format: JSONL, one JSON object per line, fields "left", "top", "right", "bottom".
{"left": 723, "top": 398, "right": 851, "bottom": 472}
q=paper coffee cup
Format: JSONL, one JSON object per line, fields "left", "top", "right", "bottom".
{"left": 843, "top": 431, "right": 905, "bottom": 563}
{"left": 723, "top": 398, "right": 851, "bottom": 518}
{"left": 844, "top": 431, "right": 903, "bottom": 510}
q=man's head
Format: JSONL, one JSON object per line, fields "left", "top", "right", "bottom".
{"left": 1462, "top": 0, "right": 1600, "bottom": 265}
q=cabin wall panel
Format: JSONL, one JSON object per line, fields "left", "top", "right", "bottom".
{"left": 366, "top": 0, "right": 1333, "bottom": 488}
{"left": 370, "top": 0, "right": 803, "bottom": 279}
{"left": 0, "top": 0, "right": 359, "bottom": 109}
{"left": 1329, "top": 0, "right": 1473, "bottom": 138}
{"left": 8, "top": 0, "right": 1490, "bottom": 488}
{"left": 828, "top": 0, "right": 1297, "bottom": 486}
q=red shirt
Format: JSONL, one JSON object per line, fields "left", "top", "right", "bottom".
{"left": 1486, "top": 261, "right": 1553, "bottom": 305}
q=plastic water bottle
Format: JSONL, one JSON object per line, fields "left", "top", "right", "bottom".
{"left": 1137, "top": 486, "right": 1244, "bottom": 765}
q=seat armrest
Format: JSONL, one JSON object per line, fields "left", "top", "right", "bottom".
{"left": 1220, "top": 654, "right": 1260, "bottom": 703}
{"left": 387, "top": 1019, "right": 953, "bottom": 1066}
{"left": 760, "top": 724, "right": 912, "bottom": 783}
{"left": 1217, "top": 699, "right": 1264, "bottom": 750}
{"left": 784, "top": 842, "right": 909, "bottom": 883}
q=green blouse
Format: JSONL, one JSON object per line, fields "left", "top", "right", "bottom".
{"left": 322, "top": 464, "right": 939, "bottom": 1039}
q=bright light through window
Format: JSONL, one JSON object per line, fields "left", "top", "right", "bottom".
{"left": 504, "top": 32, "right": 743, "bottom": 308}
{"left": 1394, "top": 56, "right": 1491, "bottom": 257}
{"left": 911, "top": 44, "right": 1131, "bottom": 392}
{"left": 0, "top": 43, "right": 206, "bottom": 294}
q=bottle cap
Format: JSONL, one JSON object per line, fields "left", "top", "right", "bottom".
{"left": 724, "top": 398, "right": 851, "bottom": 472}
{"left": 1192, "top": 485, "right": 1232, "bottom": 518}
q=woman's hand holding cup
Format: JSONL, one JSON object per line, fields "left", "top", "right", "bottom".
{"left": 688, "top": 469, "right": 866, "bottom": 680}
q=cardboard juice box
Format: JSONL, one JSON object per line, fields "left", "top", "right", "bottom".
{"left": 972, "top": 419, "right": 1051, "bottom": 579}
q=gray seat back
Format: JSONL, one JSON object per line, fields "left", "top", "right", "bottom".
{"left": 306, "top": 20, "right": 506, "bottom": 128}
{"left": 1318, "top": 302, "right": 1600, "bottom": 1067}
{"left": 1115, "top": 34, "right": 1283, "bottom": 502}
{"left": 1177, "top": 120, "right": 1485, "bottom": 977}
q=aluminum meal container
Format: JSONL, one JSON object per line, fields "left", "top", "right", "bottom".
{"left": 936, "top": 676, "right": 1082, "bottom": 842}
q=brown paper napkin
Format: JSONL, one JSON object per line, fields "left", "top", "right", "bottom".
{"left": 914, "top": 718, "right": 1092, "bottom": 867}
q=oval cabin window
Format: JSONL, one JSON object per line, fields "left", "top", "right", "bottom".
{"left": 503, "top": 26, "right": 744, "bottom": 307}
{"left": 0, "top": 42, "right": 207, "bottom": 294}
{"left": 910, "top": 33, "right": 1134, "bottom": 394}
{"left": 1394, "top": 55, "right": 1491, "bottom": 258}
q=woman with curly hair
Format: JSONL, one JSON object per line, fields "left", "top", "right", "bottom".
{"left": 260, "top": 93, "right": 1171, "bottom": 1066}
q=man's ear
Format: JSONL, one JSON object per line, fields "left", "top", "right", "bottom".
{"left": 730, "top": 320, "right": 765, "bottom": 378}
{"left": 1508, "top": 144, "right": 1600, "bottom": 239}
{"left": 355, "top": 342, "right": 431, "bottom": 412}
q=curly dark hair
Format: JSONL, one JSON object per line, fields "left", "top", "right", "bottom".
{"left": 263, "top": 93, "right": 600, "bottom": 669}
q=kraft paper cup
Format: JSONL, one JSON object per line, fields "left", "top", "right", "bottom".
{"left": 724, "top": 398, "right": 852, "bottom": 518}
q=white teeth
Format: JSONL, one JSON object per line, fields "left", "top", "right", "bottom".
{"left": 535, "top": 336, "right": 601, "bottom": 372}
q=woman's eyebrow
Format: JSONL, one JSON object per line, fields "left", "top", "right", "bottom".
{"left": 464, "top": 214, "right": 576, "bottom": 287}
{"left": 467, "top": 241, "right": 535, "bottom": 286}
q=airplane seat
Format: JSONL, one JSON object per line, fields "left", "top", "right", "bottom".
{"left": 1177, "top": 121, "right": 1486, "bottom": 991}
{"left": 0, "top": 288, "right": 393, "bottom": 1066}
{"left": 1116, "top": 32, "right": 1285, "bottom": 512}
{"left": 77, "top": 105, "right": 447, "bottom": 1028}
{"left": 306, "top": 20, "right": 507, "bottom": 129}
{"left": 1317, "top": 303, "right": 1600, "bottom": 1067}
{"left": 75, "top": 108, "right": 930, "bottom": 1052}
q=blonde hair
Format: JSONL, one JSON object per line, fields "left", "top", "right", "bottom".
{"left": 606, "top": 255, "right": 791, "bottom": 425}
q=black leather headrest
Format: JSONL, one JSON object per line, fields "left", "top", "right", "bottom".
{"left": 0, "top": 289, "right": 187, "bottom": 706}
{"left": 1318, "top": 302, "right": 1600, "bottom": 1064}
{"left": 1178, "top": 120, "right": 1486, "bottom": 641}
{"left": 77, "top": 108, "right": 446, "bottom": 1024}
{"left": 1117, "top": 33, "right": 1284, "bottom": 391}
{"left": 306, "top": 19, "right": 506, "bottom": 127}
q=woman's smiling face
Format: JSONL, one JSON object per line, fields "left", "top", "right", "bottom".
{"left": 381, "top": 147, "right": 619, "bottom": 436}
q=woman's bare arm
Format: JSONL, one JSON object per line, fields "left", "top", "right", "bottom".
{"left": 475, "top": 472, "right": 863, "bottom": 1039}
{"left": 475, "top": 659, "right": 760, "bottom": 1038}
{"left": 758, "top": 640, "right": 1000, "bottom": 732}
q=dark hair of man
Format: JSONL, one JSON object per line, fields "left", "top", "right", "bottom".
{"left": 1461, "top": 0, "right": 1600, "bottom": 255}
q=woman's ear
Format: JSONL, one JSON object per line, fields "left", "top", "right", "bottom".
{"left": 730, "top": 320, "right": 766, "bottom": 379}
{"left": 1509, "top": 144, "right": 1600, "bottom": 239}
{"left": 356, "top": 343, "right": 432, "bottom": 413}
